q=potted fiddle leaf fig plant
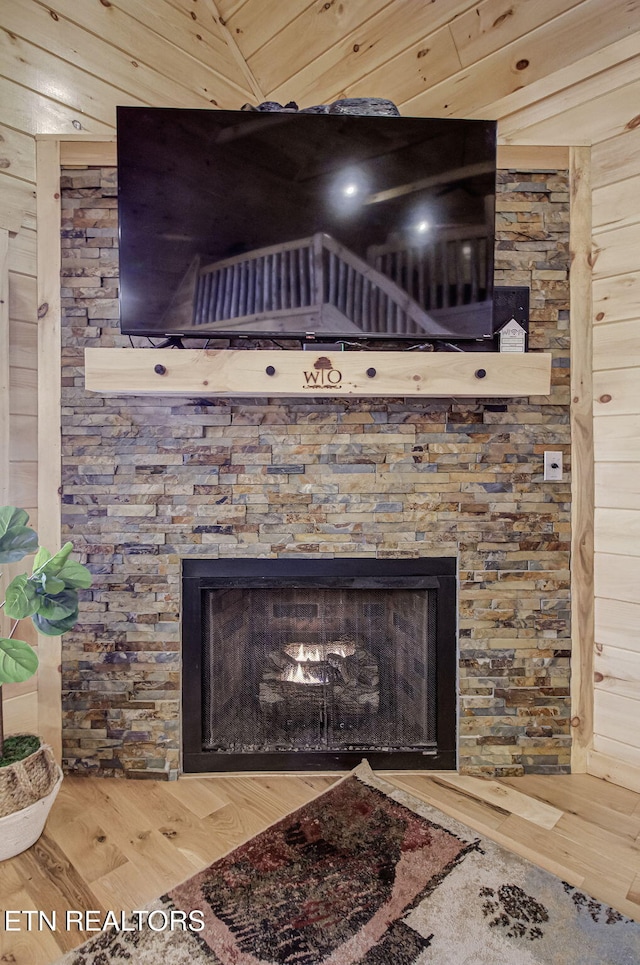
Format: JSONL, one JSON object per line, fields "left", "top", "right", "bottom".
{"left": 0, "top": 505, "right": 92, "bottom": 860}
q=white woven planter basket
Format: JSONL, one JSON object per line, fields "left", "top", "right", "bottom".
{"left": 0, "top": 763, "right": 63, "bottom": 861}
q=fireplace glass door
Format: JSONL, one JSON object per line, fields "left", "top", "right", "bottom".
{"left": 203, "top": 585, "right": 436, "bottom": 754}
{"left": 182, "top": 559, "right": 456, "bottom": 771}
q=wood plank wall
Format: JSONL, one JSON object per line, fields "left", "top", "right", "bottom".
{"left": 591, "top": 114, "right": 640, "bottom": 791}
{"left": 2, "top": 0, "right": 640, "bottom": 788}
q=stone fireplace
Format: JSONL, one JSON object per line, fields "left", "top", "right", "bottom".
{"left": 182, "top": 558, "right": 456, "bottom": 771}
{"left": 59, "top": 164, "right": 572, "bottom": 779}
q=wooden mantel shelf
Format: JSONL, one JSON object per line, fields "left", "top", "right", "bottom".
{"left": 84, "top": 348, "right": 552, "bottom": 398}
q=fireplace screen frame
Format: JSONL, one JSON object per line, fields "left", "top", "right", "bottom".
{"left": 182, "top": 557, "right": 457, "bottom": 772}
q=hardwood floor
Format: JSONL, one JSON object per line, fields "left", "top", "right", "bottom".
{"left": 1, "top": 770, "right": 639, "bottom": 963}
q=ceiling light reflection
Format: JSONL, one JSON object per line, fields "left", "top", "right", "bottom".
{"left": 330, "top": 166, "right": 370, "bottom": 215}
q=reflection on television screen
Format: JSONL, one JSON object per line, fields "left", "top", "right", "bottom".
{"left": 116, "top": 108, "right": 497, "bottom": 343}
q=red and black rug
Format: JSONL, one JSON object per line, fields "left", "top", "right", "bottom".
{"left": 57, "top": 762, "right": 640, "bottom": 964}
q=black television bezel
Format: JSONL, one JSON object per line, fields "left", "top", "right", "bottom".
{"left": 116, "top": 107, "right": 500, "bottom": 345}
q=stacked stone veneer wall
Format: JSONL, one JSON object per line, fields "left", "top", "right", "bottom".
{"left": 60, "top": 166, "right": 571, "bottom": 778}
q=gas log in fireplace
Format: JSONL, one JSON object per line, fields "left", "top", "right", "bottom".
{"left": 182, "top": 558, "right": 457, "bottom": 771}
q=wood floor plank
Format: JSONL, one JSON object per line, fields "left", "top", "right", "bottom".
{"left": 89, "top": 860, "right": 172, "bottom": 913}
{"left": 553, "top": 812, "right": 640, "bottom": 878}
{"left": 502, "top": 773, "right": 640, "bottom": 841}
{"left": 162, "top": 775, "right": 232, "bottom": 817}
{"left": 0, "top": 827, "right": 105, "bottom": 958}
{"left": 0, "top": 858, "right": 23, "bottom": 898}
{"left": 16, "top": 833, "right": 105, "bottom": 931}
{"left": 386, "top": 773, "right": 512, "bottom": 831}
{"left": 0, "top": 890, "right": 64, "bottom": 965}
{"left": 234, "top": 773, "right": 339, "bottom": 814}
{"left": 44, "top": 801, "right": 129, "bottom": 885}
{"left": 103, "top": 781, "right": 231, "bottom": 866}
{"left": 505, "top": 772, "right": 640, "bottom": 816}
{"left": 205, "top": 775, "right": 320, "bottom": 826}
{"left": 435, "top": 774, "right": 563, "bottom": 829}
{"left": 81, "top": 784, "right": 205, "bottom": 888}
{"left": 628, "top": 873, "right": 640, "bottom": 906}
{"left": 499, "top": 812, "right": 635, "bottom": 895}
{"left": 296, "top": 775, "right": 337, "bottom": 792}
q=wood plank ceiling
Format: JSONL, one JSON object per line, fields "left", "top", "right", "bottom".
{"left": 211, "top": 0, "right": 637, "bottom": 121}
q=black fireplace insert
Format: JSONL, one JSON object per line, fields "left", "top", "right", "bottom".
{"left": 182, "top": 558, "right": 457, "bottom": 771}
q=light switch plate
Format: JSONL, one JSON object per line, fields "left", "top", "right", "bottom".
{"left": 543, "top": 451, "right": 563, "bottom": 481}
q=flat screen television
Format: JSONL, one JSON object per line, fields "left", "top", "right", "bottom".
{"left": 116, "top": 107, "right": 498, "bottom": 344}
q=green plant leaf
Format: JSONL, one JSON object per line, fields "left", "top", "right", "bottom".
{"left": 0, "top": 637, "right": 39, "bottom": 684}
{"left": 32, "top": 546, "right": 52, "bottom": 570}
{"left": 32, "top": 607, "right": 79, "bottom": 637}
{"left": 0, "top": 508, "right": 89, "bottom": 646}
{"left": 57, "top": 558, "right": 92, "bottom": 590}
{"left": 41, "top": 573, "right": 66, "bottom": 596}
{"left": 0, "top": 506, "right": 39, "bottom": 564}
{"left": 4, "top": 574, "right": 39, "bottom": 619}
{"left": 0, "top": 506, "right": 29, "bottom": 533}
{"left": 33, "top": 542, "right": 74, "bottom": 578}
{"left": 36, "top": 588, "right": 79, "bottom": 622}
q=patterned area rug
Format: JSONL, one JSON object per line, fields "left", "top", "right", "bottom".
{"left": 57, "top": 762, "right": 640, "bottom": 964}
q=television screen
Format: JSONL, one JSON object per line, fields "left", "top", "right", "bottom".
{"left": 116, "top": 107, "right": 497, "bottom": 343}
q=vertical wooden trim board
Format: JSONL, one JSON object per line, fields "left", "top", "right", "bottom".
{"left": 36, "top": 138, "right": 62, "bottom": 760}
{"left": 0, "top": 228, "right": 9, "bottom": 502}
{"left": 1, "top": 228, "right": 39, "bottom": 737}
{"left": 569, "top": 146, "right": 595, "bottom": 772}
{"left": 0, "top": 229, "right": 10, "bottom": 654}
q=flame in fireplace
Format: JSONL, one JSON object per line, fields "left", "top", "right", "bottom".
{"left": 280, "top": 641, "right": 355, "bottom": 685}
{"left": 282, "top": 661, "right": 324, "bottom": 685}
{"left": 283, "top": 642, "right": 355, "bottom": 662}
